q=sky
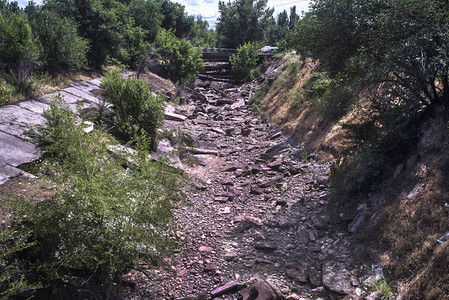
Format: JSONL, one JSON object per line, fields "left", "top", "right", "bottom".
{"left": 174, "top": 0, "right": 312, "bottom": 28}
{"left": 14, "top": 0, "right": 312, "bottom": 29}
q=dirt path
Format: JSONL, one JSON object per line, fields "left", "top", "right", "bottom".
{"left": 122, "top": 81, "right": 360, "bottom": 299}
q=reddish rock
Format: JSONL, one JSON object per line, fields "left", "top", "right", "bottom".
{"left": 210, "top": 281, "right": 242, "bottom": 297}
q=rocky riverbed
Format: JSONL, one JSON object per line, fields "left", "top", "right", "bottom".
{"left": 120, "top": 79, "right": 364, "bottom": 300}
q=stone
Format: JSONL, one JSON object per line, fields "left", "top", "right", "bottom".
{"left": 203, "top": 263, "right": 218, "bottom": 272}
{"left": 259, "top": 176, "right": 284, "bottom": 188}
{"left": 241, "top": 127, "right": 252, "bottom": 137}
{"left": 0, "top": 131, "right": 38, "bottom": 167}
{"left": 255, "top": 242, "right": 277, "bottom": 251}
{"left": 210, "top": 127, "right": 226, "bottom": 135}
{"left": 270, "top": 131, "right": 282, "bottom": 139}
{"left": 210, "top": 281, "right": 242, "bottom": 297}
{"left": 223, "top": 251, "right": 238, "bottom": 261}
{"left": 186, "top": 147, "right": 219, "bottom": 155}
{"left": 251, "top": 185, "right": 264, "bottom": 195}
{"left": 199, "top": 246, "right": 213, "bottom": 252}
{"left": 225, "top": 127, "right": 235, "bottom": 136}
{"left": 348, "top": 215, "right": 365, "bottom": 233}
{"left": 286, "top": 268, "right": 308, "bottom": 283}
{"left": 267, "top": 159, "right": 283, "bottom": 170}
{"left": 214, "top": 196, "right": 228, "bottom": 203}
{"left": 239, "top": 279, "right": 281, "bottom": 300}
{"left": 165, "top": 111, "right": 187, "bottom": 122}
{"left": 216, "top": 98, "right": 233, "bottom": 105}
{"left": 322, "top": 261, "right": 352, "bottom": 295}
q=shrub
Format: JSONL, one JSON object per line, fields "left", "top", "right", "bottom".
{"left": 229, "top": 42, "right": 260, "bottom": 81}
{"left": 27, "top": 8, "right": 89, "bottom": 72}
{"left": 154, "top": 28, "right": 203, "bottom": 84}
{"left": 0, "top": 11, "right": 39, "bottom": 96}
{"left": 1, "top": 99, "right": 181, "bottom": 296}
{"left": 101, "top": 68, "right": 165, "bottom": 150}
{"left": 0, "top": 85, "right": 11, "bottom": 106}
{"left": 304, "top": 72, "right": 355, "bottom": 121}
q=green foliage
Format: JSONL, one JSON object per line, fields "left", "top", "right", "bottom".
{"left": 101, "top": 68, "right": 165, "bottom": 150}
{"left": 1, "top": 99, "right": 181, "bottom": 295}
{"left": 0, "top": 84, "right": 11, "bottom": 106}
{"left": 216, "top": 0, "right": 273, "bottom": 48}
{"left": 304, "top": 72, "right": 355, "bottom": 120}
{"left": 155, "top": 28, "right": 203, "bottom": 84}
{"left": 229, "top": 42, "right": 260, "bottom": 80}
{"left": 290, "top": 0, "right": 449, "bottom": 201}
{"left": 188, "top": 16, "right": 217, "bottom": 47}
{"left": 128, "top": 0, "right": 163, "bottom": 41}
{"left": 157, "top": 0, "right": 194, "bottom": 39}
{"left": 27, "top": 7, "right": 89, "bottom": 72}
{"left": 0, "top": 11, "right": 39, "bottom": 95}
{"left": 0, "top": 229, "right": 41, "bottom": 299}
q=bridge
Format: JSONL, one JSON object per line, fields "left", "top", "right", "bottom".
{"left": 198, "top": 47, "right": 275, "bottom": 62}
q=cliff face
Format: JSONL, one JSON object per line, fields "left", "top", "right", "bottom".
{"left": 257, "top": 55, "right": 449, "bottom": 298}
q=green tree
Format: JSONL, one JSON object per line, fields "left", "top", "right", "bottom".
{"left": 154, "top": 28, "right": 203, "bottom": 83}
{"left": 26, "top": 6, "right": 89, "bottom": 72}
{"left": 101, "top": 68, "right": 165, "bottom": 150}
{"left": 188, "top": 16, "right": 217, "bottom": 48}
{"left": 0, "top": 10, "right": 39, "bottom": 94}
{"left": 229, "top": 41, "right": 259, "bottom": 80}
{"left": 291, "top": 0, "right": 449, "bottom": 196}
{"left": 128, "top": 0, "right": 163, "bottom": 41}
{"left": 157, "top": 0, "right": 194, "bottom": 39}
{"left": 216, "top": 0, "right": 273, "bottom": 48}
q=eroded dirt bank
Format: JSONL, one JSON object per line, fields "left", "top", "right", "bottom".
{"left": 121, "top": 79, "right": 367, "bottom": 300}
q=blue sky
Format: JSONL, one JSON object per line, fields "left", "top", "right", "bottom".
{"left": 14, "top": 0, "right": 311, "bottom": 28}
{"left": 175, "top": 0, "right": 311, "bottom": 28}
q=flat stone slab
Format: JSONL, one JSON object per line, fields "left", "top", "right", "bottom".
{"left": 70, "top": 81, "right": 100, "bottom": 91}
{"left": 88, "top": 78, "right": 102, "bottom": 87}
{"left": 42, "top": 90, "right": 83, "bottom": 104}
{"left": 0, "top": 105, "right": 46, "bottom": 139}
{"left": 164, "top": 111, "right": 187, "bottom": 122}
{"left": 0, "top": 161, "right": 31, "bottom": 185}
{"left": 63, "top": 87, "right": 98, "bottom": 103}
{"left": 0, "top": 131, "right": 38, "bottom": 167}
{"left": 150, "top": 139, "right": 182, "bottom": 168}
{"left": 17, "top": 100, "right": 50, "bottom": 115}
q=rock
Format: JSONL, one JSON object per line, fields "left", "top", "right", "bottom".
{"left": 186, "top": 147, "right": 219, "bottom": 155}
{"left": 210, "top": 281, "right": 242, "bottom": 297}
{"left": 286, "top": 268, "right": 308, "bottom": 283}
{"left": 286, "top": 294, "right": 301, "bottom": 300}
{"left": 276, "top": 199, "right": 288, "bottom": 206}
{"left": 251, "top": 185, "right": 264, "bottom": 195}
{"left": 225, "top": 127, "right": 235, "bottom": 136}
{"left": 165, "top": 111, "right": 187, "bottom": 122}
{"left": 308, "top": 265, "right": 322, "bottom": 286}
{"left": 348, "top": 215, "right": 365, "bottom": 233}
{"left": 259, "top": 176, "right": 284, "bottom": 188}
{"left": 198, "top": 246, "right": 213, "bottom": 252}
{"left": 178, "top": 86, "right": 207, "bottom": 104}
{"left": 322, "top": 261, "right": 352, "bottom": 295}
{"left": 311, "top": 214, "right": 329, "bottom": 230}
{"left": 216, "top": 98, "right": 233, "bottom": 105}
{"left": 255, "top": 242, "right": 277, "bottom": 251}
{"left": 210, "top": 127, "right": 226, "bottom": 135}
{"left": 270, "top": 131, "right": 282, "bottom": 139}
{"left": 241, "top": 127, "right": 252, "bottom": 137}
{"left": 260, "top": 142, "right": 290, "bottom": 159}
{"left": 194, "top": 79, "right": 210, "bottom": 88}
{"left": 214, "top": 196, "right": 229, "bottom": 203}
{"left": 203, "top": 263, "right": 218, "bottom": 272}
{"left": 223, "top": 251, "right": 238, "bottom": 261}
{"left": 239, "top": 279, "right": 281, "bottom": 300}
{"left": 267, "top": 159, "right": 283, "bottom": 170}
{"left": 193, "top": 182, "right": 207, "bottom": 190}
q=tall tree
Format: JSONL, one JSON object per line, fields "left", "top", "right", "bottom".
{"left": 216, "top": 0, "right": 273, "bottom": 48}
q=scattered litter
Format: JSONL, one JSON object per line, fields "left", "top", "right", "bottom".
{"left": 437, "top": 232, "right": 449, "bottom": 244}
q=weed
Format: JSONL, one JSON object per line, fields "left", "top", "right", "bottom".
{"left": 373, "top": 278, "right": 393, "bottom": 300}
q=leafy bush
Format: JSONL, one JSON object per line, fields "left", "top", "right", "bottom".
{"left": 1, "top": 99, "right": 180, "bottom": 296}
{"left": 229, "top": 42, "right": 260, "bottom": 80}
{"left": 304, "top": 72, "right": 355, "bottom": 120}
{"left": 27, "top": 8, "right": 89, "bottom": 72}
{"left": 155, "top": 28, "right": 203, "bottom": 84}
{"left": 101, "top": 68, "right": 165, "bottom": 150}
{"left": 0, "top": 11, "right": 39, "bottom": 96}
{"left": 0, "top": 85, "right": 11, "bottom": 106}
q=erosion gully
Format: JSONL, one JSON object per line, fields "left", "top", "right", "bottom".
{"left": 121, "top": 77, "right": 359, "bottom": 300}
